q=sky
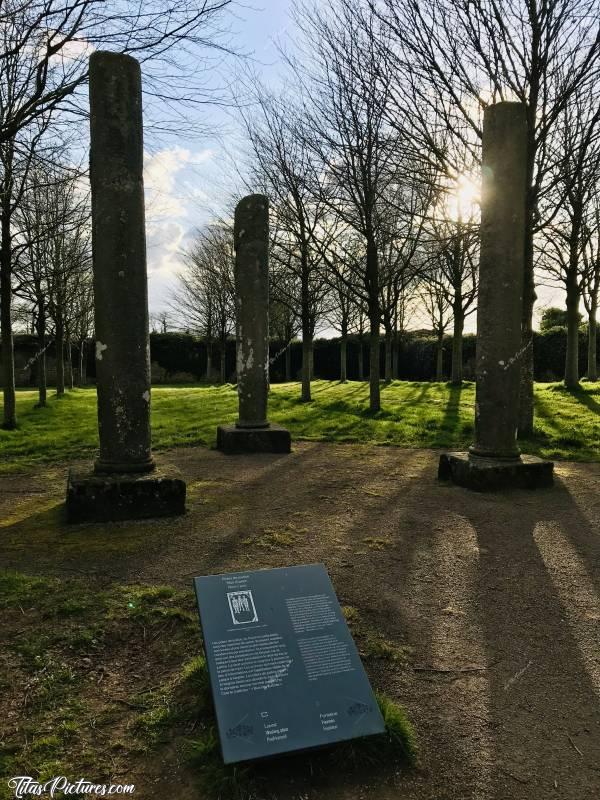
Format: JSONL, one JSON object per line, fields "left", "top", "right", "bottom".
{"left": 140, "top": 0, "right": 564, "bottom": 334}
{"left": 142, "top": 0, "right": 292, "bottom": 321}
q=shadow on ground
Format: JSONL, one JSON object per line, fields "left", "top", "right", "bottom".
{"left": 1, "top": 442, "right": 599, "bottom": 799}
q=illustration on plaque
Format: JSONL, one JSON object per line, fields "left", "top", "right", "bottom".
{"left": 227, "top": 590, "right": 258, "bottom": 625}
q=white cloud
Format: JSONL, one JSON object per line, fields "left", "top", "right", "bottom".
{"left": 143, "top": 146, "right": 214, "bottom": 311}
{"left": 144, "top": 146, "right": 193, "bottom": 219}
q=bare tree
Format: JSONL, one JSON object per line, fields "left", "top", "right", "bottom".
{"left": 1, "top": 124, "right": 55, "bottom": 425}
{"left": 15, "top": 160, "right": 92, "bottom": 403}
{"left": 0, "top": 0, "right": 235, "bottom": 426}
{"left": 323, "top": 249, "right": 358, "bottom": 383}
{"left": 419, "top": 269, "right": 452, "bottom": 382}
{"left": 378, "top": 0, "right": 600, "bottom": 432}
{"left": 70, "top": 274, "right": 93, "bottom": 385}
{"left": 290, "top": 0, "right": 399, "bottom": 412}
{"left": 582, "top": 202, "right": 600, "bottom": 382}
{"left": 378, "top": 177, "right": 432, "bottom": 382}
{"left": 539, "top": 90, "right": 600, "bottom": 388}
{"left": 150, "top": 311, "right": 173, "bottom": 334}
{"left": 244, "top": 89, "right": 328, "bottom": 401}
{"left": 15, "top": 165, "right": 55, "bottom": 405}
{"left": 428, "top": 199, "right": 479, "bottom": 384}
{"left": 0, "top": 0, "right": 236, "bottom": 146}
{"left": 172, "top": 224, "right": 235, "bottom": 383}
{"left": 38, "top": 165, "right": 91, "bottom": 397}
{"left": 269, "top": 284, "right": 300, "bottom": 382}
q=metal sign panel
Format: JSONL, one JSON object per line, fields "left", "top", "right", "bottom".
{"left": 193, "top": 563, "right": 385, "bottom": 764}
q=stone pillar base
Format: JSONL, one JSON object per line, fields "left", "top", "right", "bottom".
{"left": 216, "top": 423, "right": 291, "bottom": 454}
{"left": 438, "top": 451, "right": 554, "bottom": 491}
{"left": 66, "top": 464, "right": 186, "bottom": 523}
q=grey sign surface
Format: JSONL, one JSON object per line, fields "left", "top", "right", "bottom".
{"left": 193, "top": 563, "right": 385, "bottom": 764}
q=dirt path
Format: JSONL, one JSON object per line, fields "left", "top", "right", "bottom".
{"left": 1, "top": 442, "right": 599, "bottom": 799}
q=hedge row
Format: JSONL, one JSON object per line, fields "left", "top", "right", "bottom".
{"left": 7, "top": 327, "right": 598, "bottom": 385}
{"left": 148, "top": 329, "right": 598, "bottom": 383}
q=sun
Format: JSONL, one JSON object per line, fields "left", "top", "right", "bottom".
{"left": 446, "top": 173, "right": 480, "bottom": 221}
{"left": 456, "top": 174, "right": 479, "bottom": 210}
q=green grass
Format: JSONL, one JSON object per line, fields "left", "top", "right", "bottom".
{"left": 0, "top": 379, "right": 598, "bottom": 472}
{"left": 0, "top": 570, "right": 416, "bottom": 800}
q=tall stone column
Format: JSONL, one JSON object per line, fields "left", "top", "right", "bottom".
{"left": 438, "top": 102, "right": 553, "bottom": 490}
{"left": 89, "top": 51, "right": 153, "bottom": 474}
{"left": 217, "top": 195, "right": 290, "bottom": 454}
{"left": 471, "top": 102, "right": 527, "bottom": 460}
{"left": 235, "top": 194, "right": 270, "bottom": 429}
{"left": 66, "top": 52, "right": 185, "bottom": 521}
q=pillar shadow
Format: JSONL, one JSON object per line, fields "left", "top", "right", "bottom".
{"left": 553, "top": 475, "right": 600, "bottom": 597}
{"left": 459, "top": 481, "right": 600, "bottom": 798}
{"left": 336, "top": 466, "right": 600, "bottom": 798}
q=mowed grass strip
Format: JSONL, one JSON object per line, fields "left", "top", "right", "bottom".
{"left": 0, "top": 380, "right": 598, "bottom": 473}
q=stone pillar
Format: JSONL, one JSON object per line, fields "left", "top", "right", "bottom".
{"left": 217, "top": 195, "right": 290, "bottom": 454}
{"left": 438, "top": 102, "right": 553, "bottom": 490}
{"left": 65, "top": 52, "right": 185, "bottom": 521}
{"left": 89, "top": 51, "right": 153, "bottom": 474}
{"left": 471, "top": 102, "right": 527, "bottom": 460}
{"left": 235, "top": 194, "right": 270, "bottom": 429}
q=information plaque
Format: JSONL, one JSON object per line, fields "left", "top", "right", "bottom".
{"left": 193, "top": 563, "right": 385, "bottom": 764}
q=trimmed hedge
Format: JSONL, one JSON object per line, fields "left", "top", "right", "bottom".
{"left": 4, "top": 328, "right": 599, "bottom": 386}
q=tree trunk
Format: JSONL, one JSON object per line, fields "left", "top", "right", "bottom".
{"left": 301, "top": 334, "right": 312, "bottom": 401}
{"left": 300, "top": 242, "right": 312, "bottom": 401}
{"left": 436, "top": 331, "right": 444, "bottom": 381}
{"left": 55, "top": 317, "right": 65, "bottom": 397}
{"left": 66, "top": 339, "right": 74, "bottom": 390}
{"left": 285, "top": 344, "right": 291, "bottom": 382}
{"left": 451, "top": 308, "right": 464, "bottom": 385}
{"left": 0, "top": 196, "right": 16, "bottom": 429}
{"left": 563, "top": 204, "right": 584, "bottom": 388}
{"left": 358, "top": 338, "right": 364, "bottom": 381}
{"left": 367, "top": 239, "right": 380, "bottom": 412}
{"left": 588, "top": 303, "right": 598, "bottom": 381}
{"left": 564, "top": 278, "right": 580, "bottom": 389}
{"left": 392, "top": 332, "right": 400, "bottom": 380}
{"left": 369, "top": 315, "right": 380, "bottom": 411}
{"left": 36, "top": 311, "right": 47, "bottom": 407}
{"left": 384, "top": 329, "right": 392, "bottom": 383}
{"left": 206, "top": 344, "right": 212, "bottom": 382}
{"left": 80, "top": 339, "right": 87, "bottom": 386}
{"left": 220, "top": 339, "right": 226, "bottom": 384}
{"left": 340, "top": 333, "right": 347, "bottom": 382}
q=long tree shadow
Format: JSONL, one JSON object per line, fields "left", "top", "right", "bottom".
{"left": 336, "top": 464, "right": 600, "bottom": 799}
{"left": 460, "top": 481, "right": 600, "bottom": 799}
{"left": 3, "top": 443, "right": 600, "bottom": 799}
{"left": 567, "top": 384, "right": 600, "bottom": 415}
{"left": 0, "top": 443, "right": 352, "bottom": 586}
{"left": 333, "top": 450, "right": 490, "bottom": 796}
{"left": 554, "top": 470, "right": 600, "bottom": 597}
{"left": 440, "top": 382, "right": 465, "bottom": 437}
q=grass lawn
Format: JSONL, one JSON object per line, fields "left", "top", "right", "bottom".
{"left": 0, "top": 379, "right": 598, "bottom": 473}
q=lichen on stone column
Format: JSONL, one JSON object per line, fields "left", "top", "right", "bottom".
{"left": 234, "top": 194, "right": 270, "bottom": 429}
{"left": 89, "top": 51, "right": 154, "bottom": 474}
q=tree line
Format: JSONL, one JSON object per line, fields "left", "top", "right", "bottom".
{"left": 3, "top": 0, "right": 600, "bottom": 434}
{"left": 173, "top": 0, "right": 600, "bottom": 431}
{"left": 0, "top": 0, "right": 234, "bottom": 429}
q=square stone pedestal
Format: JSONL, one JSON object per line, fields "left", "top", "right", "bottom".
{"left": 438, "top": 451, "right": 554, "bottom": 491}
{"left": 66, "top": 465, "right": 186, "bottom": 523}
{"left": 217, "top": 423, "right": 291, "bottom": 454}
